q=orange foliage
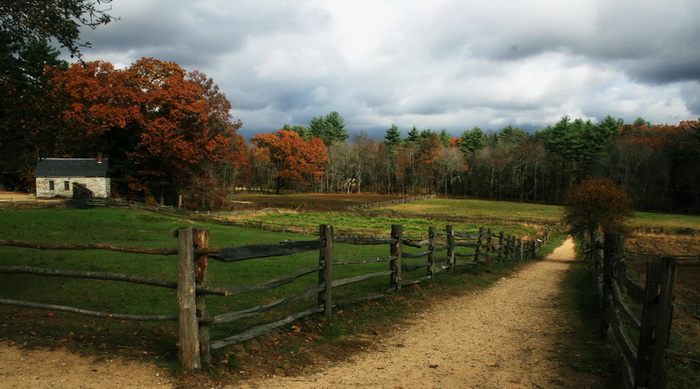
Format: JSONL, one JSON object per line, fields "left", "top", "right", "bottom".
{"left": 618, "top": 121, "right": 696, "bottom": 150}
{"left": 564, "top": 178, "right": 634, "bottom": 236}
{"left": 251, "top": 130, "right": 327, "bottom": 191}
{"left": 50, "top": 58, "right": 246, "bottom": 196}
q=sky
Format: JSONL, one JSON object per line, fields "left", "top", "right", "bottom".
{"left": 72, "top": 0, "right": 700, "bottom": 139}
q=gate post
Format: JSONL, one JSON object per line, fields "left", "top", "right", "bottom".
{"left": 427, "top": 226, "right": 436, "bottom": 279}
{"left": 318, "top": 224, "right": 333, "bottom": 319}
{"left": 193, "top": 228, "right": 211, "bottom": 367}
{"left": 176, "top": 227, "right": 200, "bottom": 370}
{"left": 446, "top": 225, "right": 455, "bottom": 272}
{"left": 648, "top": 257, "right": 677, "bottom": 389}
{"left": 390, "top": 225, "right": 403, "bottom": 291}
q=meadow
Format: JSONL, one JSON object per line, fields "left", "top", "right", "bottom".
{"left": 1, "top": 196, "right": 696, "bottom": 383}
{"left": 0, "top": 204, "right": 541, "bottom": 370}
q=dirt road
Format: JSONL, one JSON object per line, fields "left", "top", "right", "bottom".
{"left": 0, "top": 238, "right": 603, "bottom": 388}
{"left": 233, "top": 237, "right": 600, "bottom": 388}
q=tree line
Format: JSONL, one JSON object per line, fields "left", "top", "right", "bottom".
{"left": 1, "top": 3, "right": 698, "bottom": 212}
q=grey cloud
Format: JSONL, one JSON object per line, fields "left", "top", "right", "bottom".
{"left": 69, "top": 1, "right": 700, "bottom": 137}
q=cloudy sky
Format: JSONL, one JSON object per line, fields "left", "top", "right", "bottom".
{"left": 74, "top": 0, "right": 700, "bottom": 139}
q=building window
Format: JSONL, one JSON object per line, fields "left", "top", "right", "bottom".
{"left": 49, "top": 181, "right": 54, "bottom": 190}
{"left": 64, "top": 181, "right": 70, "bottom": 190}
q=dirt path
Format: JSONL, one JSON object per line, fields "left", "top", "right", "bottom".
{"left": 234, "top": 238, "right": 594, "bottom": 389}
{"left": 0, "top": 238, "right": 598, "bottom": 388}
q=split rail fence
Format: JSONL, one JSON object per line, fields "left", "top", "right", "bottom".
{"left": 0, "top": 224, "right": 551, "bottom": 371}
{"left": 593, "top": 232, "right": 700, "bottom": 389}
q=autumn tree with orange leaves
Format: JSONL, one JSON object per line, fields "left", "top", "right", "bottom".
{"left": 563, "top": 178, "right": 634, "bottom": 240}
{"left": 251, "top": 130, "right": 327, "bottom": 193}
{"left": 50, "top": 58, "right": 247, "bottom": 206}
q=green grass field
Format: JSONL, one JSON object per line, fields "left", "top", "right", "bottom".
{"left": 375, "top": 197, "right": 700, "bottom": 231}
{"left": 245, "top": 211, "right": 538, "bottom": 238}
{"left": 0, "top": 206, "right": 527, "bottom": 366}
{"left": 2, "top": 198, "right": 695, "bottom": 383}
{"left": 377, "top": 198, "right": 565, "bottom": 220}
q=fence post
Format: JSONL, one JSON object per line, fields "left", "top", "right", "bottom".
{"left": 193, "top": 228, "right": 211, "bottom": 367}
{"left": 318, "top": 224, "right": 333, "bottom": 319}
{"left": 485, "top": 228, "right": 493, "bottom": 262}
{"left": 636, "top": 259, "right": 661, "bottom": 388}
{"left": 446, "top": 225, "right": 455, "bottom": 272}
{"left": 601, "top": 232, "right": 624, "bottom": 340}
{"left": 473, "top": 227, "right": 483, "bottom": 265}
{"left": 497, "top": 231, "right": 504, "bottom": 261}
{"left": 648, "top": 257, "right": 677, "bottom": 389}
{"left": 390, "top": 225, "right": 403, "bottom": 291}
{"left": 517, "top": 238, "right": 523, "bottom": 261}
{"left": 176, "top": 227, "right": 200, "bottom": 371}
{"left": 427, "top": 226, "right": 436, "bottom": 279}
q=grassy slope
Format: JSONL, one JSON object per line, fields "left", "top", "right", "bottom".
{"left": 0, "top": 205, "right": 551, "bottom": 377}
{"left": 379, "top": 198, "right": 564, "bottom": 220}
{"left": 378, "top": 197, "right": 700, "bottom": 230}
{"left": 3, "top": 201, "right": 693, "bottom": 384}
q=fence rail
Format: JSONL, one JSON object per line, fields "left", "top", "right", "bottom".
{"left": 1, "top": 222, "right": 552, "bottom": 371}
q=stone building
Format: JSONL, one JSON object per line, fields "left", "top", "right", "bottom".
{"left": 35, "top": 157, "right": 110, "bottom": 198}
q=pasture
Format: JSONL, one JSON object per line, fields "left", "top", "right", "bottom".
{"left": 0, "top": 195, "right": 696, "bottom": 383}
{"left": 0, "top": 202, "right": 545, "bottom": 373}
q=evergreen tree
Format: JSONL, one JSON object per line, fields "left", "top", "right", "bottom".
{"left": 406, "top": 126, "right": 420, "bottom": 143}
{"left": 384, "top": 124, "right": 402, "bottom": 149}
{"left": 309, "top": 111, "right": 348, "bottom": 146}
{"left": 438, "top": 129, "right": 452, "bottom": 147}
{"left": 458, "top": 127, "right": 486, "bottom": 153}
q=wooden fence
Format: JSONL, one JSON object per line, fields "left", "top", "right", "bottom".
{"left": 345, "top": 194, "right": 436, "bottom": 209}
{"left": 0, "top": 224, "right": 551, "bottom": 371}
{"left": 593, "top": 232, "right": 700, "bottom": 389}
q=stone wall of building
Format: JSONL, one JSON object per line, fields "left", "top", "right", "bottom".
{"left": 36, "top": 177, "right": 111, "bottom": 198}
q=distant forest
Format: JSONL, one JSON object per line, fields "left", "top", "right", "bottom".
{"left": 1, "top": 44, "right": 698, "bottom": 213}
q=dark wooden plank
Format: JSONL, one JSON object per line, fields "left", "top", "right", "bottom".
{"left": 0, "top": 239, "right": 176, "bottom": 255}
{"left": 334, "top": 236, "right": 395, "bottom": 245}
{"left": 333, "top": 256, "right": 394, "bottom": 266}
{"left": 335, "top": 294, "right": 387, "bottom": 306}
{"left": 223, "top": 265, "right": 322, "bottom": 295}
{"left": 434, "top": 244, "right": 449, "bottom": 252}
{"left": 402, "top": 250, "right": 430, "bottom": 259}
{"left": 0, "top": 265, "right": 227, "bottom": 295}
{"left": 331, "top": 270, "right": 393, "bottom": 288}
{"left": 210, "top": 239, "right": 324, "bottom": 262}
{"left": 0, "top": 298, "right": 177, "bottom": 321}
{"left": 611, "top": 279, "right": 641, "bottom": 329}
{"left": 211, "top": 284, "right": 324, "bottom": 324}
{"left": 403, "top": 262, "right": 429, "bottom": 272}
{"left": 454, "top": 242, "right": 479, "bottom": 248}
{"left": 453, "top": 232, "right": 480, "bottom": 239}
{"left": 402, "top": 238, "right": 429, "bottom": 248}
{"left": 624, "top": 274, "right": 646, "bottom": 305}
{"left": 609, "top": 305, "right": 638, "bottom": 364}
{"left": 209, "top": 307, "right": 324, "bottom": 350}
